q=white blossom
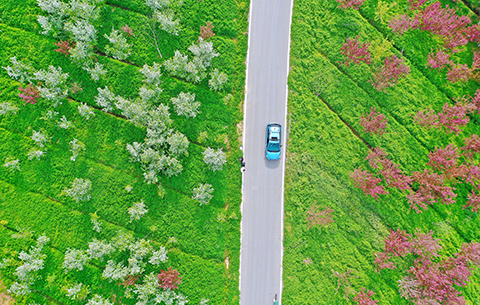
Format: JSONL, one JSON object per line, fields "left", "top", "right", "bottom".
{"left": 139, "top": 62, "right": 162, "bottom": 85}
{"left": 209, "top": 68, "right": 228, "bottom": 91}
{"left": 8, "top": 282, "right": 31, "bottom": 296}
{"left": 104, "top": 29, "right": 131, "bottom": 60}
{"left": 166, "top": 132, "right": 189, "bottom": 156}
{"left": 154, "top": 10, "right": 180, "bottom": 35}
{"left": 34, "top": 65, "right": 69, "bottom": 105}
{"left": 86, "top": 294, "right": 113, "bottom": 305}
{"left": 128, "top": 201, "right": 148, "bottom": 222}
{"left": 0, "top": 102, "right": 19, "bottom": 116}
{"left": 63, "top": 178, "right": 92, "bottom": 202}
{"left": 40, "top": 110, "right": 59, "bottom": 121}
{"left": 143, "top": 170, "right": 159, "bottom": 184}
{"left": 65, "top": 19, "right": 97, "bottom": 43}
{"left": 27, "top": 149, "right": 46, "bottom": 160}
{"left": 57, "top": 115, "right": 73, "bottom": 129}
{"left": 188, "top": 38, "right": 218, "bottom": 67}
{"left": 67, "top": 0, "right": 100, "bottom": 21}
{"left": 87, "top": 239, "right": 115, "bottom": 260}
{"left": 94, "top": 86, "right": 115, "bottom": 111}
{"left": 126, "top": 142, "right": 144, "bottom": 162}
{"left": 78, "top": 103, "right": 95, "bottom": 119}
{"left": 66, "top": 283, "right": 85, "bottom": 300}
{"left": 112, "top": 231, "right": 134, "bottom": 251}
{"left": 91, "top": 214, "right": 102, "bottom": 233}
{"left": 63, "top": 248, "right": 90, "bottom": 271}
{"left": 37, "top": 0, "right": 67, "bottom": 15}
{"left": 203, "top": 147, "right": 227, "bottom": 171}
{"left": 71, "top": 41, "right": 91, "bottom": 63}
{"left": 114, "top": 96, "right": 150, "bottom": 126}
{"left": 102, "top": 260, "right": 128, "bottom": 282}
{"left": 192, "top": 183, "right": 214, "bottom": 205}
{"left": 148, "top": 247, "right": 168, "bottom": 265}
{"left": 3, "top": 57, "right": 34, "bottom": 83}
{"left": 83, "top": 62, "right": 107, "bottom": 82}
{"left": 70, "top": 138, "right": 85, "bottom": 161}
{"left": 4, "top": 158, "right": 20, "bottom": 172}
{"left": 31, "top": 130, "right": 49, "bottom": 147}
{"left": 171, "top": 91, "right": 200, "bottom": 118}
{"left": 145, "top": 0, "right": 170, "bottom": 10}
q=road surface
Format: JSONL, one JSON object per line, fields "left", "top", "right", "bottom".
{"left": 239, "top": 0, "right": 293, "bottom": 303}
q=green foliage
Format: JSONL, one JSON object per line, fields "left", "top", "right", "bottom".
{"left": 285, "top": 0, "right": 480, "bottom": 303}
{"left": 0, "top": 0, "right": 248, "bottom": 303}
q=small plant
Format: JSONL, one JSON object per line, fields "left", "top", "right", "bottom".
{"left": 353, "top": 288, "right": 378, "bottom": 305}
{"left": 63, "top": 248, "right": 90, "bottom": 272}
{"left": 370, "top": 55, "right": 410, "bottom": 92}
{"left": 121, "top": 25, "right": 135, "bottom": 37}
{"left": 192, "top": 183, "right": 214, "bottom": 205}
{"left": 336, "top": 0, "right": 365, "bottom": 10}
{"left": 78, "top": 103, "right": 95, "bottom": 119}
{"left": 83, "top": 62, "right": 107, "bottom": 82}
{"left": 70, "top": 138, "right": 86, "bottom": 161}
{"left": 63, "top": 178, "right": 92, "bottom": 202}
{"left": 0, "top": 102, "right": 19, "bottom": 116}
{"left": 331, "top": 269, "right": 358, "bottom": 300}
{"left": 305, "top": 203, "right": 334, "bottom": 229}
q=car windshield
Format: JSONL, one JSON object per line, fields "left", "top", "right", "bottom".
{"left": 268, "top": 142, "right": 281, "bottom": 152}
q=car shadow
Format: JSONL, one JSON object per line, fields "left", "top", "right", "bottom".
{"left": 264, "top": 158, "right": 280, "bottom": 169}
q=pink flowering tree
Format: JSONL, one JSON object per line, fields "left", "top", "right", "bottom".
{"left": 305, "top": 203, "right": 334, "bottom": 229}
{"left": 447, "top": 64, "right": 471, "bottom": 83}
{"left": 426, "top": 49, "right": 453, "bottom": 71}
{"left": 350, "top": 167, "right": 388, "bottom": 200}
{"left": 157, "top": 267, "right": 182, "bottom": 290}
{"left": 370, "top": 55, "right": 410, "bottom": 92}
{"left": 340, "top": 36, "right": 371, "bottom": 67}
{"left": 336, "top": 0, "right": 365, "bottom": 10}
{"left": 388, "top": 14, "right": 419, "bottom": 36}
{"left": 353, "top": 288, "right": 378, "bottom": 305}
{"left": 375, "top": 229, "right": 480, "bottom": 304}
{"left": 18, "top": 84, "right": 40, "bottom": 105}
{"left": 359, "top": 108, "right": 387, "bottom": 136}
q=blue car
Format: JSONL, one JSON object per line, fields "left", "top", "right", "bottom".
{"left": 265, "top": 123, "right": 282, "bottom": 160}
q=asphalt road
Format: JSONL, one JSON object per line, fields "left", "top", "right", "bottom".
{"left": 239, "top": 0, "right": 292, "bottom": 303}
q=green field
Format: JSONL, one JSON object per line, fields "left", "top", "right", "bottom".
{"left": 283, "top": 0, "right": 480, "bottom": 304}
{"left": 0, "top": 0, "right": 248, "bottom": 303}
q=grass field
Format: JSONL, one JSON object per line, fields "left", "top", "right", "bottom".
{"left": 283, "top": 0, "right": 480, "bottom": 303}
{"left": 0, "top": 0, "right": 248, "bottom": 303}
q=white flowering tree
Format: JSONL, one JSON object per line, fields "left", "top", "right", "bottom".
{"left": 192, "top": 183, "right": 214, "bottom": 205}
{"left": 203, "top": 147, "right": 227, "bottom": 171}
{"left": 171, "top": 92, "right": 200, "bottom": 118}
{"left": 69, "top": 138, "right": 86, "bottom": 161}
{"left": 87, "top": 239, "right": 115, "bottom": 260}
{"left": 65, "top": 283, "right": 90, "bottom": 300}
{"left": 167, "top": 132, "right": 189, "bottom": 156}
{"left": 104, "top": 29, "right": 131, "bottom": 60}
{"left": 33, "top": 65, "right": 69, "bottom": 106}
{"left": 63, "top": 178, "right": 92, "bottom": 202}
{"left": 163, "top": 51, "right": 207, "bottom": 83}
{"left": 57, "top": 115, "right": 74, "bottom": 129}
{"left": 188, "top": 38, "right": 219, "bottom": 67}
{"left": 63, "top": 248, "right": 90, "bottom": 272}
{"left": 1, "top": 234, "right": 50, "bottom": 296}
{"left": 27, "top": 149, "right": 46, "bottom": 160}
{"left": 94, "top": 86, "right": 116, "bottom": 112}
{"left": 3, "top": 158, "right": 20, "bottom": 172}
{"left": 209, "top": 68, "right": 228, "bottom": 91}
{"left": 31, "top": 130, "right": 49, "bottom": 147}
{"left": 0, "top": 102, "right": 19, "bottom": 116}
{"left": 128, "top": 201, "right": 148, "bottom": 222}
{"left": 90, "top": 212, "right": 102, "bottom": 233}
{"left": 83, "top": 62, "right": 108, "bottom": 82}
{"left": 154, "top": 10, "right": 180, "bottom": 35}
{"left": 78, "top": 102, "right": 95, "bottom": 119}
{"left": 86, "top": 294, "right": 113, "bottom": 305}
